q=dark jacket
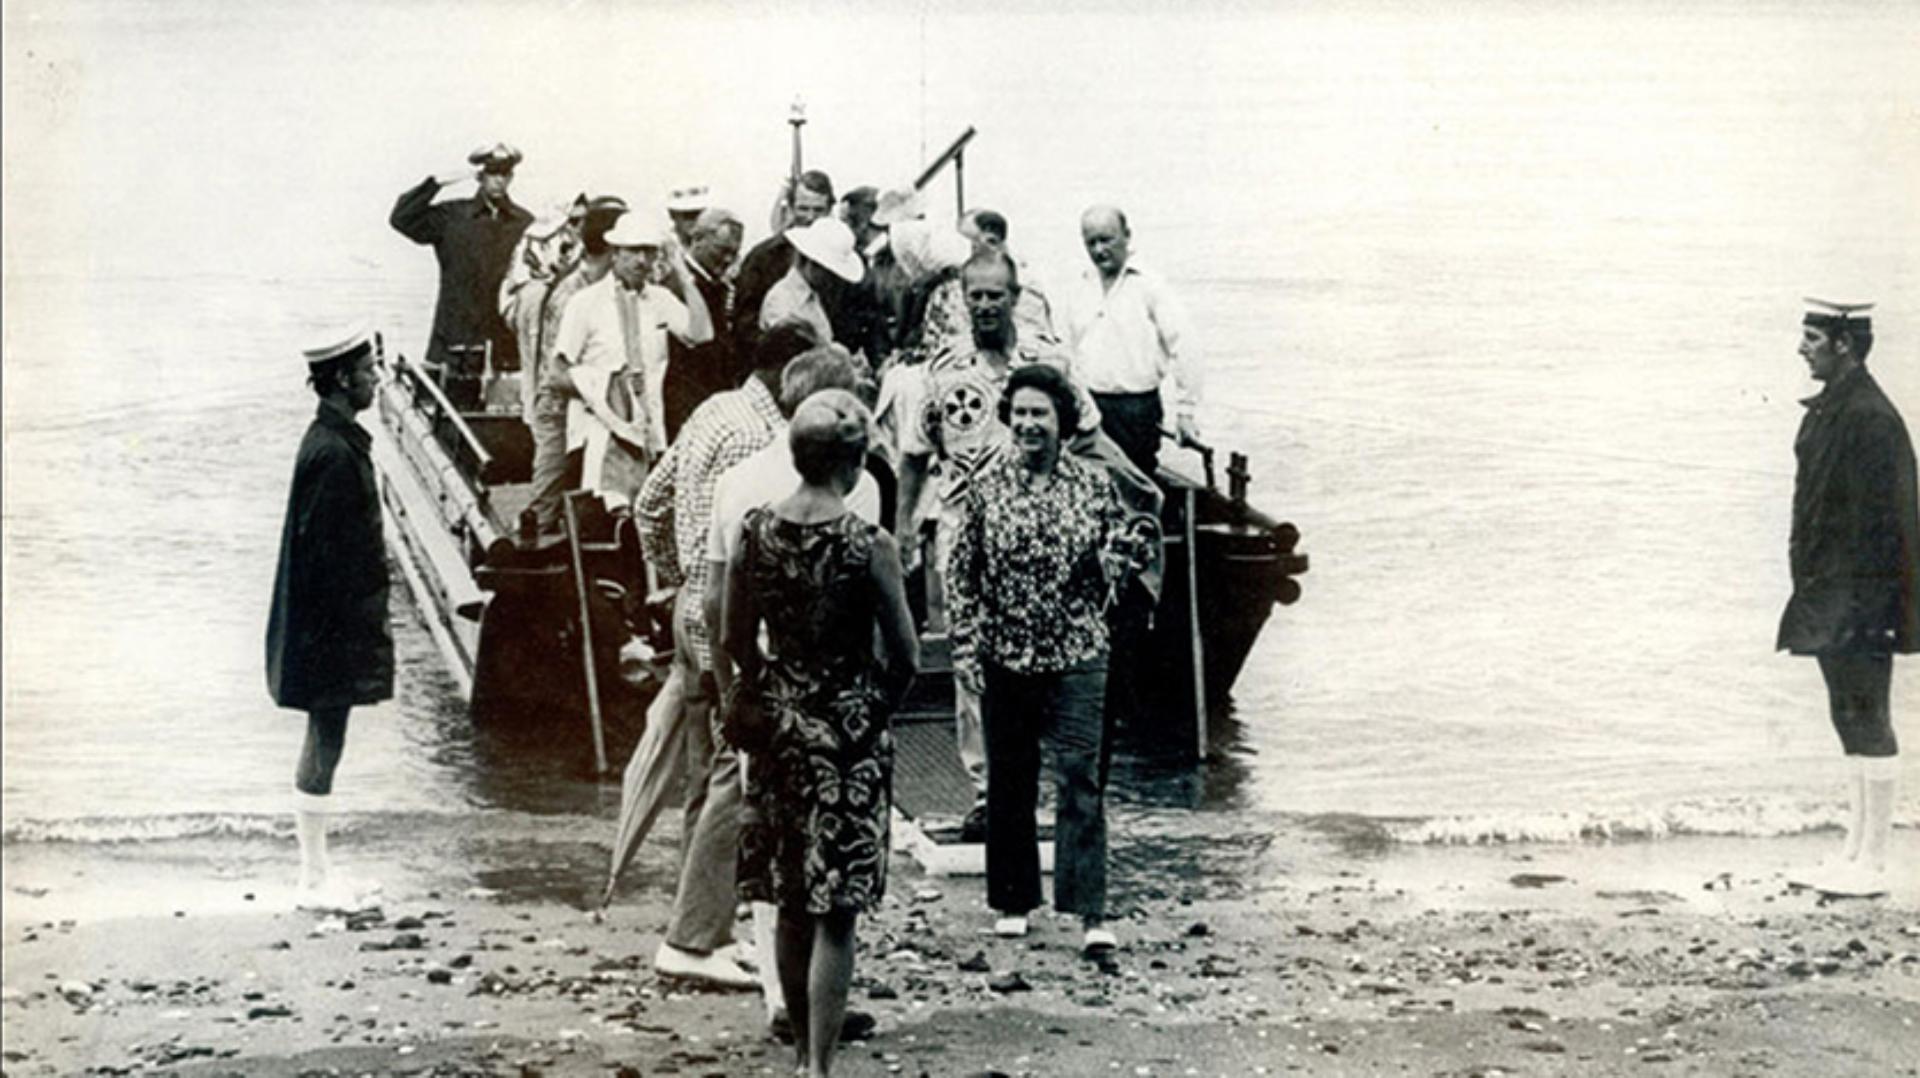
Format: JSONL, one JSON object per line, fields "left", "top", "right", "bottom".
{"left": 731, "top": 233, "right": 793, "bottom": 351}
{"left": 390, "top": 176, "right": 533, "bottom": 371}
{"left": 663, "top": 261, "right": 743, "bottom": 442}
{"left": 266, "top": 402, "right": 395, "bottom": 710}
{"left": 1778, "top": 367, "right": 1920, "bottom": 655}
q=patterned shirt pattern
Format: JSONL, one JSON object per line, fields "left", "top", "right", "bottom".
{"left": 894, "top": 335, "right": 1103, "bottom": 510}
{"left": 635, "top": 376, "right": 783, "bottom": 669}
{"left": 946, "top": 451, "right": 1158, "bottom": 681}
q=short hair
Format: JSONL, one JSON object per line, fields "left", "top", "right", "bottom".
{"left": 1838, "top": 323, "right": 1877, "bottom": 363}
{"left": 1082, "top": 204, "right": 1130, "bottom": 235}
{"left": 580, "top": 206, "right": 626, "bottom": 255}
{"left": 961, "top": 249, "right": 1020, "bottom": 294}
{"left": 997, "top": 362, "right": 1081, "bottom": 435}
{"left": 778, "top": 344, "right": 859, "bottom": 417}
{"left": 798, "top": 170, "right": 835, "bottom": 203}
{"left": 690, "top": 208, "right": 742, "bottom": 241}
{"left": 306, "top": 356, "right": 350, "bottom": 398}
{"left": 789, "top": 388, "right": 871, "bottom": 486}
{"left": 753, "top": 320, "right": 822, "bottom": 374}
{"left": 966, "top": 209, "right": 1008, "bottom": 243}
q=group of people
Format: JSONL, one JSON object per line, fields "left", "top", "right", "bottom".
{"left": 266, "top": 141, "right": 1914, "bottom": 1078}
{"left": 279, "top": 140, "right": 1198, "bottom": 1076}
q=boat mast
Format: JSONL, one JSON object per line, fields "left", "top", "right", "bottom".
{"left": 787, "top": 96, "right": 806, "bottom": 219}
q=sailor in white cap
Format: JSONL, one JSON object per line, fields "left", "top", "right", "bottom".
{"left": 1780, "top": 296, "right": 1918, "bottom": 897}
{"left": 265, "top": 326, "right": 391, "bottom": 908}
{"left": 760, "top": 217, "right": 865, "bottom": 350}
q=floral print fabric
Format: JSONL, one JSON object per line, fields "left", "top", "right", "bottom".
{"left": 736, "top": 508, "right": 894, "bottom": 914}
{"left": 947, "top": 452, "right": 1158, "bottom": 683}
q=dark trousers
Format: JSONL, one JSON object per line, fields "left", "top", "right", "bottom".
{"left": 983, "top": 660, "right": 1108, "bottom": 920}
{"left": 1092, "top": 391, "right": 1164, "bottom": 477}
{"left": 1817, "top": 652, "right": 1898, "bottom": 756}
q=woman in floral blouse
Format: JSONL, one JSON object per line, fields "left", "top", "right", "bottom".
{"left": 947, "top": 363, "right": 1157, "bottom": 955}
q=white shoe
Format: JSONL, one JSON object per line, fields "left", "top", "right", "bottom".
{"left": 1814, "top": 861, "right": 1890, "bottom": 898}
{"left": 993, "top": 915, "right": 1029, "bottom": 938}
{"left": 1082, "top": 925, "right": 1118, "bottom": 954}
{"left": 297, "top": 874, "right": 383, "bottom": 912}
{"left": 1788, "top": 853, "right": 1855, "bottom": 890}
{"left": 653, "top": 941, "right": 758, "bottom": 989}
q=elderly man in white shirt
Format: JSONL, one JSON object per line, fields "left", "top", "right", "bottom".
{"left": 552, "top": 215, "right": 711, "bottom": 500}
{"left": 1066, "top": 205, "right": 1201, "bottom": 476}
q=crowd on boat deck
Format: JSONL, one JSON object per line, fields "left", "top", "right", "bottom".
{"left": 381, "top": 139, "right": 1204, "bottom": 1076}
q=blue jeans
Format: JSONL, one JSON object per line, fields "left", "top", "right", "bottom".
{"left": 983, "top": 660, "right": 1108, "bottom": 920}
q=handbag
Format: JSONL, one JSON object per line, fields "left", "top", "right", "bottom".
{"left": 721, "top": 671, "right": 775, "bottom": 754}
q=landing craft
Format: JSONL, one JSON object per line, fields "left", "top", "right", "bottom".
{"left": 368, "top": 128, "right": 1307, "bottom": 833}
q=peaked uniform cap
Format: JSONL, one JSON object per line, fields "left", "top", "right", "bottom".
{"left": 467, "top": 142, "right": 523, "bottom": 170}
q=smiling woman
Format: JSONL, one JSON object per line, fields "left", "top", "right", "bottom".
{"left": 946, "top": 363, "right": 1157, "bottom": 953}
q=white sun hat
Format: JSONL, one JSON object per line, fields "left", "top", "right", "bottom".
{"left": 785, "top": 217, "right": 866, "bottom": 283}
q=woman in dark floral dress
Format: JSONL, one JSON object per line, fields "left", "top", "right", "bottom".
{"left": 720, "top": 389, "right": 918, "bottom": 1078}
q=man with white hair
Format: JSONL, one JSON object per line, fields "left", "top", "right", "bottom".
{"left": 664, "top": 207, "right": 746, "bottom": 441}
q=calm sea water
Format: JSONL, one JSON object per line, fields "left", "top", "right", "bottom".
{"left": 5, "top": 1, "right": 1919, "bottom": 846}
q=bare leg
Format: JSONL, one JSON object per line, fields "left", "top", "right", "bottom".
{"left": 295, "top": 706, "right": 351, "bottom": 795}
{"left": 806, "top": 909, "right": 857, "bottom": 1078}
{"left": 776, "top": 907, "right": 813, "bottom": 1071}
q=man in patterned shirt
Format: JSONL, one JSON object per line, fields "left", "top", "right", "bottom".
{"left": 889, "top": 250, "right": 1108, "bottom": 839}
{"left": 631, "top": 322, "right": 821, "bottom": 988}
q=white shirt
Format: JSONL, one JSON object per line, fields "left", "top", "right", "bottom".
{"left": 706, "top": 433, "right": 883, "bottom": 563}
{"left": 759, "top": 266, "right": 834, "bottom": 345}
{"left": 1065, "top": 259, "right": 1200, "bottom": 418}
{"left": 553, "top": 275, "right": 691, "bottom": 454}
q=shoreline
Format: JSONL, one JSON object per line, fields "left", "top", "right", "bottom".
{"left": 4, "top": 816, "right": 1917, "bottom": 1076}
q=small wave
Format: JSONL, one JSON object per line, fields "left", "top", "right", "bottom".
{"left": 1392, "top": 797, "right": 1916, "bottom": 846}
{"left": 2, "top": 813, "right": 293, "bottom": 845}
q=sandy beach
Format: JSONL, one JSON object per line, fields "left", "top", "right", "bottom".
{"left": 5, "top": 816, "right": 1917, "bottom": 1077}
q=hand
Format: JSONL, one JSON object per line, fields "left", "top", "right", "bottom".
{"left": 955, "top": 665, "right": 983, "bottom": 698}
{"left": 1175, "top": 413, "right": 1202, "bottom": 447}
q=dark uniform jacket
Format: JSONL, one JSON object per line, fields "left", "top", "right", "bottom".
{"left": 389, "top": 176, "right": 533, "bottom": 372}
{"left": 266, "top": 402, "right": 395, "bottom": 710}
{"left": 1778, "top": 367, "right": 1920, "bottom": 655}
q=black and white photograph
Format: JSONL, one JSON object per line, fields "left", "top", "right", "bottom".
{"left": 3, "top": 1, "right": 1917, "bottom": 1074}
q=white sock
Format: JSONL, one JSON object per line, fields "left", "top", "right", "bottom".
{"left": 753, "top": 901, "right": 784, "bottom": 1017}
{"left": 295, "top": 791, "right": 332, "bottom": 889}
{"left": 1860, "top": 755, "right": 1900, "bottom": 875}
{"left": 1839, "top": 756, "right": 1867, "bottom": 863}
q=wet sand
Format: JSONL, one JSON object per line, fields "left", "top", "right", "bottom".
{"left": 4, "top": 819, "right": 1918, "bottom": 1076}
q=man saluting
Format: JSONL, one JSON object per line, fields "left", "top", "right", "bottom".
{"left": 390, "top": 142, "right": 534, "bottom": 408}
{"left": 266, "top": 328, "right": 393, "bottom": 906}
{"left": 1780, "top": 297, "right": 1919, "bottom": 897}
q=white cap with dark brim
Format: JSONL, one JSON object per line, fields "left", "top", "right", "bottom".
{"left": 1803, "top": 296, "right": 1875, "bottom": 333}
{"left": 303, "top": 325, "right": 373, "bottom": 367}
